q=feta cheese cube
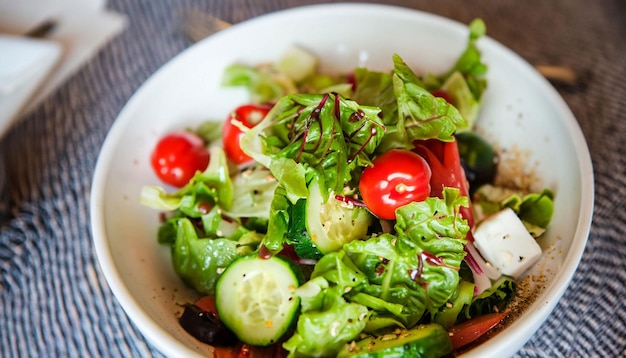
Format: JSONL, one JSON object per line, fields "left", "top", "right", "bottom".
{"left": 473, "top": 208, "right": 543, "bottom": 279}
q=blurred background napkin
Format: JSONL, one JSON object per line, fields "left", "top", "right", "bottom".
{"left": 0, "top": 35, "right": 61, "bottom": 138}
{"left": 0, "top": 0, "right": 126, "bottom": 118}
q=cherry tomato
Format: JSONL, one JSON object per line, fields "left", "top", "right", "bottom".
{"left": 359, "top": 149, "right": 432, "bottom": 220}
{"left": 151, "top": 131, "right": 209, "bottom": 188}
{"left": 448, "top": 311, "right": 509, "bottom": 350}
{"left": 223, "top": 104, "right": 272, "bottom": 164}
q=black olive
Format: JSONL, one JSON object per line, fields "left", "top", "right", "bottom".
{"left": 178, "top": 304, "right": 238, "bottom": 347}
{"left": 456, "top": 132, "right": 498, "bottom": 194}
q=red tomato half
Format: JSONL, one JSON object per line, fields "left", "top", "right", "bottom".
{"left": 151, "top": 131, "right": 209, "bottom": 188}
{"left": 223, "top": 104, "right": 272, "bottom": 164}
{"left": 359, "top": 149, "right": 432, "bottom": 220}
{"left": 414, "top": 137, "right": 475, "bottom": 229}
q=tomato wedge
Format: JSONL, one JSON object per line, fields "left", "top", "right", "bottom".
{"left": 414, "top": 137, "right": 475, "bottom": 229}
{"left": 223, "top": 104, "right": 272, "bottom": 164}
{"left": 448, "top": 312, "right": 510, "bottom": 350}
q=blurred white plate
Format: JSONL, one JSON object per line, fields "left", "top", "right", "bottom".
{"left": 91, "top": 3, "right": 594, "bottom": 358}
{"left": 0, "top": 34, "right": 61, "bottom": 139}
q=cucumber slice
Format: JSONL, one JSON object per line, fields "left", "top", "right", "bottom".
{"left": 215, "top": 254, "right": 301, "bottom": 346}
{"left": 276, "top": 45, "right": 318, "bottom": 83}
{"left": 306, "top": 179, "right": 372, "bottom": 253}
{"left": 337, "top": 323, "right": 453, "bottom": 358}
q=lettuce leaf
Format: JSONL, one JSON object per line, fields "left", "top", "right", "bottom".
{"left": 352, "top": 68, "right": 397, "bottom": 123}
{"left": 284, "top": 253, "right": 370, "bottom": 357}
{"left": 433, "top": 280, "right": 475, "bottom": 329}
{"left": 466, "top": 276, "right": 516, "bottom": 318}
{"left": 440, "top": 71, "right": 481, "bottom": 129}
{"left": 392, "top": 54, "right": 467, "bottom": 143}
{"left": 169, "top": 218, "right": 240, "bottom": 295}
{"left": 223, "top": 166, "right": 278, "bottom": 219}
{"left": 361, "top": 54, "right": 468, "bottom": 152}
{"left": 344, "top": 188, "right": 470, "bottom": 327}
{"left": 241, "top": 92, "right": 385, "bottom": 200}
{"left": 446, "top": 18, "right": 488, "bottom": 100}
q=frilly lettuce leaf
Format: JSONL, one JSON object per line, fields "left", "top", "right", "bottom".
{"left": 139, "top": 147, "right": 268, "bottom": 294}
{"left": 284, "top": 252, "right": 370, "bottom": 357}
{"left": 223, "top": 166, "right": 278, "bottom": 219}
{"left": 344, "top": 188, "right": 470, "bottom": 327}
{"left": 447, "top": 18, "right": 488, "bottom": 100}
{"left": 283, "top": 286, "right": 369, "bottom": 357}
{"left": 241, "top": 92, "right": 385, "bottom": 201}
{"left": 167, "top": 218, "right": 240, "bottom": 295}
{"left": 392, "top": 54, "right": 467, "bottom": 143}
{"left": 345, "top": 235, "right": 426, "bottom": 328}
{"left": 362, "top": 54, "right": 469, "bottom": 152}
{"left": 352, "top": 68, "right": 397, "bottom": 123}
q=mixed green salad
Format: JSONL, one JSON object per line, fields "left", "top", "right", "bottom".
{"left": 140, "top": 19, "right": 554, "bottom": 357}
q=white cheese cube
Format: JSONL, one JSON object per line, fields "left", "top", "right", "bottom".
{"left": 473, "top": 208, "right": 542, "bottom": 279}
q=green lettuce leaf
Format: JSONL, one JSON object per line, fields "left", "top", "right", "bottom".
{"left": 283, "top": 285, "right": 369, "bottom": 357}
{"left": 352, "top": 68, "right": 397, "bottom": 122}
{"left": 466, "top": 276, "right": 516, "bottom": 319}
{"left": 392, "top": 188, "right": 469, "bottom": 312}
{"left": 263, "top": 185, "right": 291, "bottom": 253}
{"left": 433, "top": 280, "right": 475, "bottom": 329}
{"left": 169, "top": 218, "right": 240, "bottom": 295}
{"left": 284, "top": 253, "right": 370, "bottom": 357}
{"left": 241, "top": 92, "right": 385, "bottom": 200}
{"left": 345, "top": 234, "right": 426, "bottom": 327}
{"left": 223, "top": 166, "right": 278, "bottom": 219}
{"left": 391, "top": 54, "right": 467, "bottom": 144}
{"left": 343, "top": 189, "right": 470, "bottom": 327}
{"left": 446, "top": 18, "right": 488, "bottom": 100}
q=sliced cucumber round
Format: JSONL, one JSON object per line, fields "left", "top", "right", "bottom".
{"left": 215, "top": 254, "right": 300, "bottom": 346}
{"left": 306, "top": 179, "right": 372, "bottom": 253}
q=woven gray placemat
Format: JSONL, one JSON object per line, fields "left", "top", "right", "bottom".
{"left": 1, "top": 0, "right": 624, "bottom": 356}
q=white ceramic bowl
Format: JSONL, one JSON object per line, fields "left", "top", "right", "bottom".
{"left": 90, "top": 3, "right": 594, "bottom": 357}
